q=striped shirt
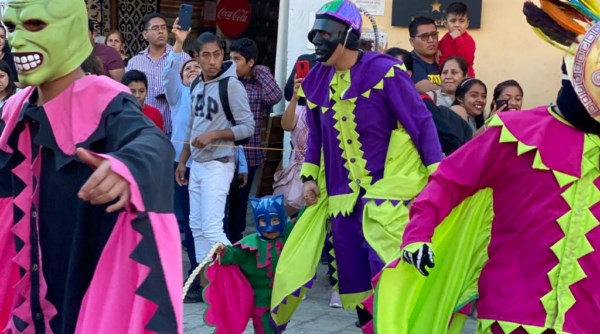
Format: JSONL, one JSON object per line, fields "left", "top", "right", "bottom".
{"left": 126, "top": 44, "right": 191, "bottom": 134}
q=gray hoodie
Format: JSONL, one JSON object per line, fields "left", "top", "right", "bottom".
{"left": 185, "top": 61, "right": 254, "bottom": 163}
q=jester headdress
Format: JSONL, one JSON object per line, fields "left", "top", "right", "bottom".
{"left": 524, "top": 0, "right": 600, "bottom": 124}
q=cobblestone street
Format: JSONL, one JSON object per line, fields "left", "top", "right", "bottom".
{"left": 182, "top": 262, "right": 477, "bottom": 333}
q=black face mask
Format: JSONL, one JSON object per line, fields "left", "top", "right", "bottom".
{"left": 308, "top": 16, "right": 359, "bottom": 63}
{"left": 556, "top": 79, "right": 600, "bottom": 134}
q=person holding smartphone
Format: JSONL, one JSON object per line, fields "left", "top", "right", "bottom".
{"left": 484, "top": 80, "right": 524, "bottom": 122}
{"left": 490, "top": 80, "right": 524, "bottom": 112}
{"left": 126, "top": 13, "right": 191, "bottom": 136}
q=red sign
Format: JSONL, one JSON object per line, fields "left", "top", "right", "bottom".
{"left": 216, "top": 0, "right": 252, "bottom": 38}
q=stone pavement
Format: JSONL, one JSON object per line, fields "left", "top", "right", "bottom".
{"left": 182, "top": 262, "right": 477, "bottom": 333}
{"left": 182, "top": 201, "right": 477, "bottom": 333}
{"left": 183, "top": 264, "right": 360, "bottom": 333}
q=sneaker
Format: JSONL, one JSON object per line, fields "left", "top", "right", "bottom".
{"left": 329, "top": 290, "right": 342, "bottom": 308}
{"left": 184, "top": 282, "right": 203, "bottom": 303}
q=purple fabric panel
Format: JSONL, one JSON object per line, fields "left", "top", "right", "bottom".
{"left": 320, "top": 107, "right": 354, "bottom": 195}
{"left": 330, "top": 200, "right": 382, "bottom": 295}
{"left": 381, "top": 67, "right": 442, "bottom": 166}
{"left": 303, "top": 104, "right": 322, "bottom": 168}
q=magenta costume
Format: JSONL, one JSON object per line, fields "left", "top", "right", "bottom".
{"left": 0, "top": 76, "right": 182, "bottom": 333}
{"left": 398, "top": 107, "right": 600, "bottom": 332}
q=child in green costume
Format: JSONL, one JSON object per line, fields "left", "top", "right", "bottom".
{"left": 203, "top": 194, "right": 292, "bottom": 334}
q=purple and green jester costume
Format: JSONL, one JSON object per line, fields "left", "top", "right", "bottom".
{"left": 277, "top": 0, "right": 442, "bottom": 318}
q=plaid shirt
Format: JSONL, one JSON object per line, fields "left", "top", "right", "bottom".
{"left": 239, "top": 65, "right": 282, "bottom": 167}
{"left": 126, "top": 44, "right": 191, "bottom": 134}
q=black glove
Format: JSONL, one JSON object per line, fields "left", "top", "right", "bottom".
{"left": 402, "top": 244, "right": 435, "bottom": 276}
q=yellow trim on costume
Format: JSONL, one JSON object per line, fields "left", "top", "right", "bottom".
{"left": 394, "top": 63, "right": 407, "bottom": 72}
{"left": 327, "top": 70, "right": 373, "bottom": 217}
{"left": 427, "top": 162, "right": 439, "bottom": 173}
{"left": 298, "top": 85, "right": 306, "bottom": 98}
{"left": 339, "top": 290, "right": 373, "bottom": 310}
{"left": 489, "top": 112, "right": 600, "bottom": 331}
{"left": 541, "top": 134, "right": 600, "bottom": 329}
{"left": 327, "top": 192, "right": 360, "bottom": 217}
{"left": 478, "top": 318, "right": 568, "bottom": 334}
{"left": 299, "top": 162, "right": 320, "bottom": 181}
{"left": 402, "top": 242, "right": 433, "bottom": 253}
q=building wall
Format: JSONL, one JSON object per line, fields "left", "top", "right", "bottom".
{"left": 279, "top": 0, "right": 566, "bottom": 109}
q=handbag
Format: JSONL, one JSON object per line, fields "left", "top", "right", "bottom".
{"left": 272, "top": 160, "right": 304, "bottom": 216}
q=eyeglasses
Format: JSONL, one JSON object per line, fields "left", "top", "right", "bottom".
{"left": 415, "top": 31, "right": 439, "bottom": 42}
{"left": 147, "top": 25, "right": 168, "bottom": 32}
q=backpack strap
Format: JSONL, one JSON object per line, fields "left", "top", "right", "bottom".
{"left": 190, "top": 76, "right": 201, "bottom": 95}
{"left": 219, "top": 77, "right": 236, "bottom": 125}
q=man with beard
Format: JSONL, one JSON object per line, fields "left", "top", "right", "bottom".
{"left": 127, "top": 13, "right": 191, "bottom": 136}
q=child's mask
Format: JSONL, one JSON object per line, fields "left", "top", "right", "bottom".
{"left": 249, "top": 195, "right": 287, "bottom": 238}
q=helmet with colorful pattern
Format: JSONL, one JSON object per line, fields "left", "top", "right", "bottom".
{"left": 308, "top": 0, "right": 362, "bottom": 60}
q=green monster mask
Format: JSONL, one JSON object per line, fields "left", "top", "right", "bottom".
{"left": 3, "top": 0, "right": 92, "bottom": 86}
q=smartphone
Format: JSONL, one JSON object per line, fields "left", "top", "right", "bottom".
{"left": 295, "top": 60, "right": 310, "bottom": 79}
{"left": 495, "top": 99, "right": 509, "bottom": 111}
{"left": 178, "top": 4, "right": 193, "bottom": 31}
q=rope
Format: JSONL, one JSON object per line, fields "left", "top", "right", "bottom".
{"left": 182, "top": 243, "right": 224, "bottom": 300}
{"left": 171, "top": 140, "right": 306, "bottom": 153}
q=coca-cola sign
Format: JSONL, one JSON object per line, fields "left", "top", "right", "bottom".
{"left": 216, "top": 0, "right": 251, "bottom": 38}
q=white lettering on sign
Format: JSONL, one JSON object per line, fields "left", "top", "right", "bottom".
{"left": 217, "top": 8, "right": 250, "bottom": 23}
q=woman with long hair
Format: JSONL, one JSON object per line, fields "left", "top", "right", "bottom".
{"left": 0, "top": 59, "right": 18, "bottom": 108}
{"left": 490, "top": 79, "right": 524, "bottom": 112}
{"left": 450, "top": 78, "right": 487, "bottom": 131}
{"left": 104, "top": 30, "right": 130, "bottom": 66}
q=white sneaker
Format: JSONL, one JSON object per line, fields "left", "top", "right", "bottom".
{"left": 329, "top": 291, "right": 342, "bottom": 308}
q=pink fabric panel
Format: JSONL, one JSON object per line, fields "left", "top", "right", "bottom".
{"left": 402, "top": 109, "right": 584, "bottom": 327}
{"left": 5, "top": 127, "right": 58, "bottom": 333}
{"left": 0, "top": 197, "right": 17, "bottom": 330}
{"left": 95, "top": 153, "right": 145, "bottom": 211}
{"left": 500, "top": 107, "right": 583, "bottom": 178}
{"left": 564, "top": 189, "right": 600, "bottom": 333}
{"left": 76, "top": 212, "right": 155, "bottom": 333}
{"left": 43, "top": 76, "right": 129, "bottom": 156}
{"left": 147, "top": 212, "right": 183, "bottom": 331}
{"left": 403, "top": 127, "right": 503, "bottom": 248}
{"left": 0, "top": 87, "right": 35, "bottom": 153}
{"left": 204, "top": 262, "right": 254, "bottom": 334}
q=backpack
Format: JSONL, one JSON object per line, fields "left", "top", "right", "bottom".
{"left": 190, "top": 76, "right": 250, "bottom": 146}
